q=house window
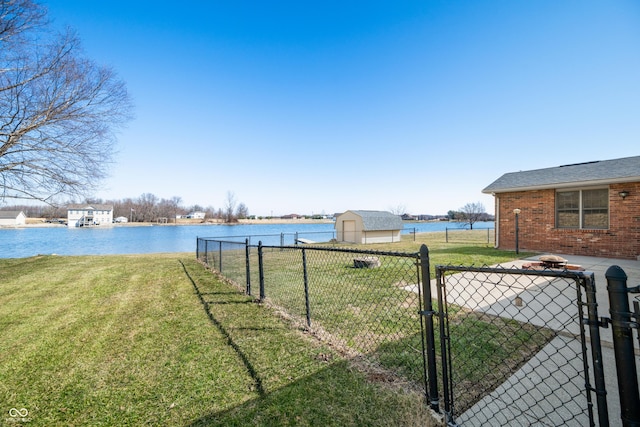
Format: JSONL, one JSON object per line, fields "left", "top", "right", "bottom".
{"left": 556, "top": 188, "right": 608, "bottom": 229}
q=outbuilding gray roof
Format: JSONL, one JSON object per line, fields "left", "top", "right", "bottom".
{"left": 0, "top": 210, "right": 24, "bottom": 219}
{"left": 349, "top": 210, "right": 404, "bottom": 231}
{"left": 482, "top": 155, "right": 640, "bottom": 194}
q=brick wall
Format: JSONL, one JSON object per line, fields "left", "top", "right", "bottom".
{"left": 494, "top": 182, "right": 640, "bottom": 260}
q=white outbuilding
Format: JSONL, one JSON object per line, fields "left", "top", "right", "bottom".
{"left": 334, "top": 210, "right": 404, "bottom": 244}
{"left": 0, "top": 211, "right": 27, "bottom": 226}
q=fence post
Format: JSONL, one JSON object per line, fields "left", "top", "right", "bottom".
{"left": 245, "top": 238, "right": 251, "bottom": 295}
{"left": 218, "top": 241, "right": 223, "bottom": 272}
{"left": 302, "top": 248, "right": 311, "bottom": 327}
{"left": 606, "top": 265, "right": 640, "bottom": 426}
{"left": 583, "top": 273, "right": 610, "bottom": 427}
{"left": 258, "top": 241, "right": 265, "bottom": 300}
{"left": 445, "top": 227, "right": 449, "bottom": 243}
{"left": 196, "top": 238, "right": 200, "bottom": 259}
{"left": 419, "top": 244, "right": 439, "bottom": 412}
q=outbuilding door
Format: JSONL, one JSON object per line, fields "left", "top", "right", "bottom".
{"left": 343, "top": 220, "right": 356, "bottom": 243}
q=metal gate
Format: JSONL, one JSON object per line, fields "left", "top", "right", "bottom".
{"left": 425, "top": 263, "right": 640, "bottom": 426}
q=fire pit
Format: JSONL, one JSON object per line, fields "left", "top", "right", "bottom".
{"left": 523, "top": 254, "right": 584, "bottom": 271}
{"left": 539, "top": 254, "right": 568, "bottom": 269}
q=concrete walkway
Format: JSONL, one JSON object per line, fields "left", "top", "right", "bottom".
{"left": 443, "top": 254, "right": 640, "bottom": 426}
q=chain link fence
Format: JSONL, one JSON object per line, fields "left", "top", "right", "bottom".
{"left": 259, "top": 245, "right": 422, "bottom": 351}
{"left": 197, "top": 237, "right": 429, "bottom": 391}
{"left": 434, "top": 265, "right": 603, "bottom": 426}
{"left": 196, "top": 237, "right": 636, "bottom": 426}
{"left": 197, "top": 238, "right": 251, "bottom": 292}
{"left": 444, "top": 227, "right": 495, "bottom": 244}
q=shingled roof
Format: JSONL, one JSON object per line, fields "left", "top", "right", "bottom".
{"left": 67, "top": 204, "right": 113, "bottom": 210}
{"left": 482, "top": 155, "right": 640, "bottom": 194}
{"left": 0, "top": 211, "right": 24, "bottom": 219}
{"left": 349, "top": 210, "right": 403, "bottom": 231}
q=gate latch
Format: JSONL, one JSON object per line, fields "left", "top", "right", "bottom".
{"left": 584, "top": 316, "right": 611, "bottom": 328}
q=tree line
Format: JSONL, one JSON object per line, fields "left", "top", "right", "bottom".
{"left": 1, "top": 191, "right": 249, "bottom": 224}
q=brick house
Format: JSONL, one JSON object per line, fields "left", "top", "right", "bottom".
{"left": 482, "top": 155, "right": 640, "bottom": 260}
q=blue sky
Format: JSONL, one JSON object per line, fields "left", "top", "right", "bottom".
{"left": 43, "top": 1, "right": 640, "bottom": 216}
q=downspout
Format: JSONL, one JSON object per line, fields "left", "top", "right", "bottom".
{"left": 494, "top": 194, "right": 499, "bottom": 249}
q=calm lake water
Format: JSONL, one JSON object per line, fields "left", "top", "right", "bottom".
{"left": 0, "top": 221, "right": 494, "bottom": 259}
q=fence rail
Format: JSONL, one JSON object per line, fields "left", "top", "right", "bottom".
{"left": 444, "top": 227, "right": 495, "bottom": 244}
{"left": 197, "top": 231, "right": 336, "bottom": 248}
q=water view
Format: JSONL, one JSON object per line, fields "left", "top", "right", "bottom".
{"left": 0, "top": 221, "right": 494, "bottom": 259}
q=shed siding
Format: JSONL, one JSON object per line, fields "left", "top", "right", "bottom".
{"left": 335, "top": 210, "right": 403, "bottom": 244}
{"left": 362, "top": 229, "right": 402, "bottom": 244}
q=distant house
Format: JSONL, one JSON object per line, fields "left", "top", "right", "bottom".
{"left": 281, "top": 214, "right": 301, "bottom": 220}
{"left": 335, "top": 210, "right": 404, "bottom": 244}
{"left": 186, "top": 211, "right": 205, "bottom": 219}
{"left": 67, "top": 204, "right": 114, "bottom": 228}
{"left": 0, "top": 211, "right": 26, "bottom": 226}
{"left": 482, "top": 155, "right": 640, "bottom": 260}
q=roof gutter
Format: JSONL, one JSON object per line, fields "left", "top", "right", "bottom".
{"left": 482, "top": 176, "right": 640, "bottom": 194}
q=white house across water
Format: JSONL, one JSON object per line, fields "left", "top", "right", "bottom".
{"left": 67, "top": 204, "right": 114, "bottom": 227}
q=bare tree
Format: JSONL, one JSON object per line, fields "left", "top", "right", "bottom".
{"left": 169, "top": 196, "right": 182, "bottom": 223}
{"left": 235, "top": 202, "right": 248, "bottom": 219}
{"left": 203, "top": 205, "right": 216, "bottom": 221}
{"left": 188, "top": 204, "right": 204, "bottom": 214}
{"left": 224, "top": 191, "right": 237, "bottom": 223}
{"left": 388, "top": 204, "right": 407, "bottom": 216}
{"left": 136, "top": 193, "right": 158, "bottom": 222}
{"left": 112, "top": 197, "right": 134, "bottom": 219}
{"left": 0, "top": 0, "right": 133, "bottom": 204}
{"left": 457, "top": 202, "right": 486, "bottom": 230}
{"left": 157, "top": 196, "right": 182, "bottom": 222}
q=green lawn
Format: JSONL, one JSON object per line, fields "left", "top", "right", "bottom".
{"left": 0, "top": 254, "right": 432, "bottom": 426}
